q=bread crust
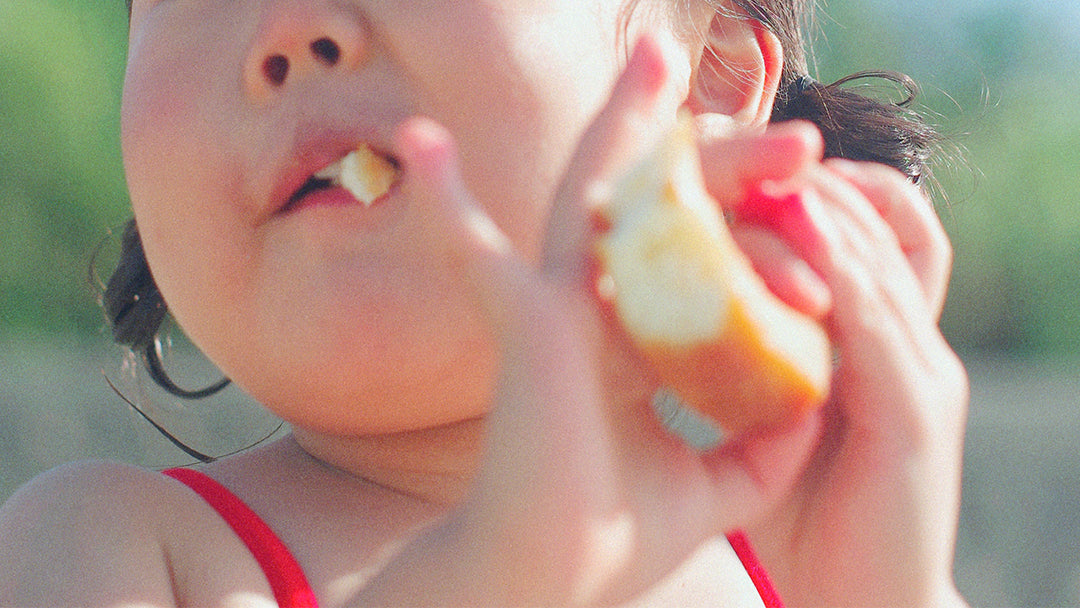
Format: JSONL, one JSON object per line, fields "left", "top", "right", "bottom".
{"left": 594, "top": 115, "right": 830, "bottom": 435}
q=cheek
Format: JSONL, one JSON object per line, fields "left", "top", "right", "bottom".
{"left": 436, "top": 35, "right": 623, "bottom": 261}
{"left": 121, "top": 52, "right": 256, "bottom": 358}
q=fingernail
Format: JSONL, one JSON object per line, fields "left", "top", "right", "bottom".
{"left": 768, "top": 120, "right": 825, "bottom": 159}
{"left": 395, "top": 116, "right": 453, "bottom": 173}
{"left": 824, "top": 158, "right": 861, "bottom": 177}
{"left": 790, "top": 189, "right": 832, "bottom": 259}
{"left": 793, "top": 262, "right": 833, "bottom": 318}
{"left": 395, "top": 116, "right": 474, "bottom": 205}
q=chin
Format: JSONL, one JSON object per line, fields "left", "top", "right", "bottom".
{"left": 225, "top": 312, "right": 497, "bottom": 437}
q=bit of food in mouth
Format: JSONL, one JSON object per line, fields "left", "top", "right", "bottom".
{"left": 593, "top": 113, "right": 831, "bottom": 436}
{"left": 288, "top": 144, "right": 400, "bottom": 210}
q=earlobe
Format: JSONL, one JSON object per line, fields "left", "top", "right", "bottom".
{"left": 685, "top": 14, "right": 784, "bottom": 128}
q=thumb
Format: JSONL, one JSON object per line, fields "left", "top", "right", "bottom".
{"left": 703, "top": 408, "right": 825, "bottom": 529}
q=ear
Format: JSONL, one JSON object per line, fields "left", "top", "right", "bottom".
{"left": 685, "top": 13, "right": 783, "bottom": 128}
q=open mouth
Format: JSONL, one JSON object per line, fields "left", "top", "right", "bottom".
{"left": 286, "top": 144, "right": 401, "bottom": 211}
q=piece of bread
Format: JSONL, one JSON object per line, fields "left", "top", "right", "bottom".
{"left": 593, "top": 115, "right": 831, "bottom": 436}
{"left": 341, "top": 145, "right": 397, "bottom": 206}
{"left": 311, "top": 145, "right": 398, "bottom": 206}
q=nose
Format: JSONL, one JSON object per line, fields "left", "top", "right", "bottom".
{"left": 243, "top": 2, "right": 368, "bottom": 101}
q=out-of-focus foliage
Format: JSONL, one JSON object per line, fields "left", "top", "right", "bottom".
{"left": 1, "top": 1, "right": 129, "bottom": 336}
{"left": 814, "top": 1, "right": 1080, "bottom": 354}
{"left": 2, "top": 0, "right": 1079, "bottom": 354}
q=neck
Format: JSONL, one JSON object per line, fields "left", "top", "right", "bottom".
{"left": 291, "top": 417, "right": 486, "bottom": 506}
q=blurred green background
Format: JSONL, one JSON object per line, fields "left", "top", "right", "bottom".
{"left": 2, "top": 0, "right": 1079, "bottom": 605}
{"left": 1, "top": 2, "right": 129, "bottom": 335}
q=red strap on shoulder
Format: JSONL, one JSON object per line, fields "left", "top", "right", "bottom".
{"left": 727, "top": 531, "right": 785, "bottom": 608}
{"left": 165, "top": 468, "right": 777, "bottom": 607}
{"left": 164, "top": 468, "right": 319, "bottom": 608}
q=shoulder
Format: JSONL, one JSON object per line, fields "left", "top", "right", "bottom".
{"left": 0, "top": 459, "right": 180, "bottom": 547}
{"left": 0, "top": 460, "right": 193, "bottom": 606}
{"left": 0, "top": 459, "right": 178, "bottom": 534}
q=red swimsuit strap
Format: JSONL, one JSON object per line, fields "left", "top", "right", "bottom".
{"left": 164, "top": 469, "right": 780, "bottom": 607}
{"left": 727, "top": 530, "right": 786, "bottom": 608}
{"left": 164, "top": 468, "right": 319, "bottom": 608}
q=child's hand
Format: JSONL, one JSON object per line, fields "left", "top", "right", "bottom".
{"left": 732, "top": 159, "right": 969, "bottom": 606}
{"left": 354, "top": 34, "right": 968, "bottom": 606}
{"left": 354, "top": 38, "right": 827, "bottom": 606}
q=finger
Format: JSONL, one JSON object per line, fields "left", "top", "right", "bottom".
{"left": 699, "top": 119, "right": 824, "bottom": 209}
{"left": 781, "top": 178, "right": 952, "bottom": 437}
{"left": 729, "top": 223, "right": 832, "bottom": 319}
{"left": 542, "top": 34, "right": 677, "bottom": 283}
{"left": 398, "top": 116, "right": 623, "bottom": 523}
{"left": 805, "top": 166, "right": 935, "bottom": 327}
{"left": 801, "top": 180, "right": 928, "bottom": 337}
{"left": 736, "top": 179, "right": 915, "bottom": 349}
{"left": 826, "top": 159, "right": 953, "bottom": 319}
{"left": 395, "top": 116, "right": 532, "bottom": 334}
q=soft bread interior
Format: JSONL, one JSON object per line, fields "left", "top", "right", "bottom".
{"left": 340, "top": 146, "right": 398, "bottom": 206}
{"left": 594, "top": 114, "right": 830, "bottom": 435}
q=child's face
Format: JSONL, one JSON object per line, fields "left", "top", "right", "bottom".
{"left": 122, "top": 0, "right": 697, "bottom": 433}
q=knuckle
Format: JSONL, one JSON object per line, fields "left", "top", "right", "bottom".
{"left": 859, "top": 159, "right": 913, "bottom": 188}
{"left": 910, "top": 343, "right": 970, "bottom": 448}
{"left": 939, "top": 348, "right": 971, "bottom": 426}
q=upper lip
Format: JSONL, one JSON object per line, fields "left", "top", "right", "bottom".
{"left": 270, "top": 125, "right": 399, "bottom": 216}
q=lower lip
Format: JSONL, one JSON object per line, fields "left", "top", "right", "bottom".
{"left": 287, "top": 184, "right": 396, "bottom": 213}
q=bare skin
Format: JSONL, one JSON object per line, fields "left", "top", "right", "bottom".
{"left": 0, "top": 1, "right": 968, "bottom": 605}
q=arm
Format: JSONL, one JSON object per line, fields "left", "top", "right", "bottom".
{"left": 0, "top": 461, "right": 178, "bottom": 607}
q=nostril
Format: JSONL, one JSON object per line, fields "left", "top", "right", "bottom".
{"left": 263, "top": 54, "right": 290, "bottom": 86}
{"left": 310, "top": 38, "right": 341, "bottom": 66}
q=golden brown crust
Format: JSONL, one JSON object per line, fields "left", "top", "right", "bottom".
{"left": 595, "top": 114, "right": 830, "bottom": 435}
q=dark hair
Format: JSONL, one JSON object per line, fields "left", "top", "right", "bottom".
{"left": 105, "top": 221, "right": 232, "bottom": 399}
{"left": 732, "top": 0, "right": 938, "bottom": 184}
{"left": 107, "top": 0, "right": 941, "bottom": 396}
